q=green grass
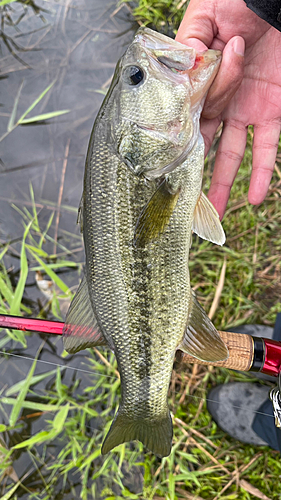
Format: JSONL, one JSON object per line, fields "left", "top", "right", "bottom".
{"left": 122, "top": 0, "right": 188, "bottom": 34}
{"left": 0, "top": 81, "right": 70, "bottom": 144}
{"left": 1, "top": 1, "right": 281, "bottom": 498}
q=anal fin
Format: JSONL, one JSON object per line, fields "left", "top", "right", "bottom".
{"left": 63, "top": 275, "right": 107, "bottom": 353}
{"left": 134, "top": 179, "right": 180, "bottom": 247}
{"left": 192, "top": 191, "right": 225, "bottom": 246}
{"left": 178, "top": 291, "right": 228, "bottom": 362}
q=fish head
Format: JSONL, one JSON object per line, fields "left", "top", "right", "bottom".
{"left": 111, "top": 28, "right": 221, "bottom": 178}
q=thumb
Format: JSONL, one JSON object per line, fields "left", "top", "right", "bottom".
{"left": 175, "top": 0, "right": 216, "bottom": 48}
{"left": 175, "top": 0, "right": 245, "bottom": 121}
{"left": 202, "top": 36, "right": 245, "bottom": 120}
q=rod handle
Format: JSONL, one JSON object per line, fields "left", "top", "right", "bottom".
{"left": 179, "top": 331, "right": 253, "bottom": 371}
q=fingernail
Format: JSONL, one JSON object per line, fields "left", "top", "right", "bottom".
{"left": 234, "top": 37, "right": 245, "bottom": 56}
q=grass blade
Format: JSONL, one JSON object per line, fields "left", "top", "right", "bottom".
{"left": 10, "top": 221, "right": 32, "bottom": 315}
{"left": 0, "top": 481, "right": 21, "bottom": 500}
{"left": 27, "top": 248, "right": 70, "bottom": 294}
{"left": 52, "top": 404, "right": 69, "bottom": 432}
{"left": 0, "top": 0, "right": 17, "bottom": 5}
{"left": 0, "top": 274, "right": 13, "bottom": 306}
{"left": 0, "top": 245, "right": 8, "bottom": 261}
{"left": 12, "top": 429, "right": 58, "bottom": 449}
{"left": 17, "top": 81, "right": 55, "bottom": 123}
{"left": 20, "top": 110, "right": 70, "bottom": 124}
{"left": 9, "top": 355, "right": 37, "bottom": 426}
{"left": 5, "top": 368, "right": 59, "bottom": 397}
{"left": 1, "top": 397, "right": 60, "bottom": 412}
{"left": 7, "top": 81, "right": 24, "bottom": 132}
{"left": 30, "top": 261, "right": 79, "bottom": 271}
{"left": 29, "top": 184, "right": 39, "bottom": 230}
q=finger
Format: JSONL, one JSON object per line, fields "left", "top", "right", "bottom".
{"left": 248, "top": 122, "right": 281, "bottom": 204}
{"left": 203, "top": 37, "right": 245, "bottom": 120}
{"left": 207, "top": 119, "right": 248, "bottom": 219}
{"left": 200, "top": 116, "right": 222, "bottom": 156}
{"left": 178, "top": 36, "right": 208, "bottom": 52}
{"left": 176, "top": 0, "right": 215, "bottom": 47}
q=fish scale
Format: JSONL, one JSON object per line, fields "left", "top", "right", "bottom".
{"left": 63, "top": 28, "right": 228, "bottom": 457}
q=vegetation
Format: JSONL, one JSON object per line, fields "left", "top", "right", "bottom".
{"left": 123, "top": 0, "right": 189, "bottom": 34}
{"left": 1, "top": 1, "right": 281, "bottom": 499}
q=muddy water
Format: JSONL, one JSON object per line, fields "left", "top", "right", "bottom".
{"left": 0, "top": 0, "right": 134, "bottom": 247}
{"left": 0, "top": 1, "right": 142, "bottom": 497}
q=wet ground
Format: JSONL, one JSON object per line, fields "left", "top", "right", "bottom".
{"left": 0, "top": 1, "right": 141, "bottom": 497}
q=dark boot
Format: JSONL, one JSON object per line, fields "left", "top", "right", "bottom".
{"left": 207, "top": 314, "right": 281, "bottom": 451}
{"left": 207, "top": 382, "right": 276, "bottom": 447}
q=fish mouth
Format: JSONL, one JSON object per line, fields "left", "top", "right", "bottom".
{"left": 134, "top": 27, "right": 221, "bottom": 73}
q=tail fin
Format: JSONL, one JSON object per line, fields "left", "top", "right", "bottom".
{"left": 101, "top": 407, "right": 173, "bottom": 458}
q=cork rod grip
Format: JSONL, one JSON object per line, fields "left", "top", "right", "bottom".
{"left": 180, "top": 331, "right": 254, "bottom": 371}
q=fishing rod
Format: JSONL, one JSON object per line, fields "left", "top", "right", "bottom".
{"left": 1, "top": 313, "right": 281, "bottom": 377}
{"left": 1, "top": 313, "right": 281, "bottom": 425}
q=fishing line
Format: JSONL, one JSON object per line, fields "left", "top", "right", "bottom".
{"left": 0, "top": 350, "right": 115, "bottom": 379}
{"left": 0, "top": 350, "right": 276, "bottom": 420}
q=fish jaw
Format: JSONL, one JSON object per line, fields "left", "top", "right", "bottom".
{"left": 188, "top": 50, "right": 221, "bottom": 109}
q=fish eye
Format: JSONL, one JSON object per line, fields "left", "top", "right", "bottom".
{"left": 122, "top": 65, "right": 145, "bottom": 86}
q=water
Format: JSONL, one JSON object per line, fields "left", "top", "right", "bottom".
{"left": 0, "top": 1, "right": 143, "bottom": 497}
{"left": 0, "top": 0, "right": 135, "bottom": 247}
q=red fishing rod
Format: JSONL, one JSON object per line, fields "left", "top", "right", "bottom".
{"left": 1, "top": 313, "right": 281, "bottom": 425}
{"left": 1, "top": 313, "right": 281, "bottom": 377}
{"left": 0, "top": 314, "right": 64, "bottom": 336}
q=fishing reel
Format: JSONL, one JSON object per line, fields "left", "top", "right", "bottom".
{"left": 270, "top": 372, "right": 281, "bottom": 428}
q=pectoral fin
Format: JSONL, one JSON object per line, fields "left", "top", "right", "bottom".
{"left": 63, "top": 275, "right": 107, "bottom": 353}
{"left": 178, "top": 291, "right": 228, "bottom": 362}
{"left": 134, "top": 179, "right": 180, "bottom": 247}
{"left": 192, "top": 191, "right": 225, "bottom": 246}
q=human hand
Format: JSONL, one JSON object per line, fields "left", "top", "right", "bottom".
{"left": 176, "top": 0, "right": 281, "bottom": 218}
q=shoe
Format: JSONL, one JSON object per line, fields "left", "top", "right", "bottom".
{"left": 207, "top": 382, "right": 274, "bottom": 447}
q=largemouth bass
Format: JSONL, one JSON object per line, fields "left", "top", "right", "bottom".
{"left": 63, "top": 28, "right": 228, "bottom": 458}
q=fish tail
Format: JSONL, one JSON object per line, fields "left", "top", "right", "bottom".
{"left": 101, "top": 406, "right": 173, "bottom": 458}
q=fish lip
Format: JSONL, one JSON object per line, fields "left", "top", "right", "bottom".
{"left": 134, "top": 27, "right": 221, "bottom": 68}
{"left": 135, "top": 27, "right": 191, "bottom": 52}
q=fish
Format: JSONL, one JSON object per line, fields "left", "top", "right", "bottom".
{"left": 63, "top": 27, "right": 228, "bottom": 458}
